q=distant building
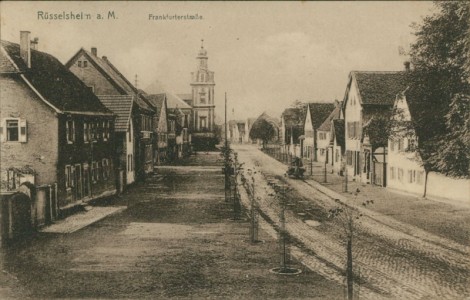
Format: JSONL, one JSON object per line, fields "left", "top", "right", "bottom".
{"left": 331, "top": 119, "right": 345, "bottom": 175}
{"left": 316, "top": 101, "right": 342, "bottom": 164}
{"left": 188, "top": 42, "right": 217, "bottom": 150}
{"left": 301, "top": 102, "right": 336, "bottom": 161}
{"left": 1, "top": 32, "right": 116, "bottom": 221}
{"left": 387, "top": 88, "right": 469, "bottom": 202}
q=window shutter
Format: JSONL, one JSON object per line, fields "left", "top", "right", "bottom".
{"left": 19, "top": 119, "right": 27, "bottom": 143}
{"left": 0, "top": 120, "right": 4, "bottom": 142}
{"left": 72, "top": 121, "right": 75, "bottom": 142}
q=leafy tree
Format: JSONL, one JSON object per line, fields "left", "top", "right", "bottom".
{"left": 249, "top": 118, "right": 276, "bottom": 149}
{"left": 408, "top": 1, "right": 470, "bottom": 178}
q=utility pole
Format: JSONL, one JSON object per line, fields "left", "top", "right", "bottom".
{"left": 224, "top": 92, "right": 230, "bottom": 202}
{"left": 225, "top": 92, "right": 228, "bottom": 149}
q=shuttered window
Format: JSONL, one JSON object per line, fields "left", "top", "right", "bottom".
{"left": 1, "top": 118, "right": 27, "bottom": 143}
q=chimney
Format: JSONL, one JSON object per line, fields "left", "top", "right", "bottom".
{"left": 404, "top": 61, "right": 411, "bottom": 71}
{"left": 20, "top": 31, "right": 31, "bottom": 68}
{"left": 30, "top": 37, "right": 39, "bottom": 50}
{"left": 102, "top": 56, "right": 107, "bottom": 61}
{"left": 91, "top": 47, "right": 97, "bottom": 56}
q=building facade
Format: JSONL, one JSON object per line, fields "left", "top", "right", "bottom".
{"left": 190, "top": 42, "right": 217, "bottom": 150}
{"left": 302, "top": 102, "right": 336, "bottom": 161}
{"left": 1, "top": 33, "right": 116, "bottom": 221}
{"left": 66, "top": 47, "right": 155, "bottom": 184}
{"left": 342, "top": 71, "right": 406, "bottom": 183}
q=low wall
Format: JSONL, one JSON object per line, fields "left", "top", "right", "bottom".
{"left": 427, "top": 172, "right": 469, "bottom": 205}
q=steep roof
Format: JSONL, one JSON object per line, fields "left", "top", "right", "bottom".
{"left": 318, "top": 102, "right": 342, "bottom": 132}
{"left": 332, "top": 119, "right": 345, "bottom": 150}
{"left": 98, "top": 95, "right": 133, "bottom": 132}
{"left": 1, "top": 40, "right": 113, "bottom": 115}
{"left": 66, "top": 48, "right": 154, "bottom": 113}
{"left": 308, "top": 102, "right": 336, "bottom": 130}
{"left": 0, "top": 47, "right": 17, "bottom": 73}
{"left": 164, "top": 92, "right": 192, "bottom": 110}
{"left": 350, "top": 71, "right": 407, "bottom": 106}
{"left": 146, "top": 94, "right": 165, "bottom": 112}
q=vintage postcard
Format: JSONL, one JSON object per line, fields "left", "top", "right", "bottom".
{"left": 1, "top": 1, "right": 469, "bottom": 299}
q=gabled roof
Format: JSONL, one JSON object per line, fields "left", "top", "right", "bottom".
{"left": 318, "top": 102, "right": 342, "bottom": 132}
{"left": 165, "top": 92, "right": 192, "bottom": 110}
{"left": 97, "top": 95, "right": 133, "bottom": 132}
{"left": 0, "top": 47, "right": 17, "bottom": 73}
{"left": 1, "top": 40, "right": 113, "bottom": 115}
{"left": 332, "top": 119, "right": 345, "bottom": 150}
{"left": 308, "top": 102, "right": 336, "bottom": 130}
{"left": 66, "top": 48, "right": 154, "bottom": 113}
{"left": 345, "top": 71, "right": 407, "bottom": 106}
{"left": 146, "top": 94, "right": 165, "bottom": 112}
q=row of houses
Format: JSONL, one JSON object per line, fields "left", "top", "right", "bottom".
{"left": 278, "top": 66, "right": 468, "bottom": 202}
{"left": 0, "top": 31, "right": 218, "bottom": 232}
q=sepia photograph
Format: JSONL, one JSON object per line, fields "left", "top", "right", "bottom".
{"left": 0, "top": 1, "right": 469, "bottom": 299}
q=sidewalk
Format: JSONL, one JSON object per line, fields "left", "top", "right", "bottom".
{"left": 266, "top": 150, "right": 470, "bottom": 247}
{"left": 40, "top": 205, "right": 126, "bottom": 234}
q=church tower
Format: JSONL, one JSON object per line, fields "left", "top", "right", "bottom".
{"left": 191, "top": 40, "right": 215, "bottom": 133}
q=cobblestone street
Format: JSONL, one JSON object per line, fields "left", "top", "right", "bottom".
{"left": 234, "top": 144, "right": 470, "bottom": 300}
{"left": 0, "top": 153, "right": 343, "bottom": 299}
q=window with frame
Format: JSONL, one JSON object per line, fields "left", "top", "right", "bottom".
{"left": 200, "top": 92, "right": 206, "bottom": 104}
{"left": 65, "top": 165, "right": 73, "bottom": 188}
{"left": 66, "top": 120, "right": 75, "bottom": 143}
{"left": 390, "top": 166, "right": 395, "bottom": 180}
{"left": 6, "top": 119, "right": 19, "bottom": 141}
{"left": 398, "top": 168, "right": 404, "bottom": 182}
{"left": 1, "top": 119, "right": 27, "bottom": 143}
{"left": 83, "top": 61, "right": 88, "bottom": 68}
{"left": 78, "top": 61, "right": 82, "bottom": 67}
{"left": 96, "top": 161, "right": 102, "bottom": 181}
{"left": 83, "top": 122, "right": 89, "bottom": 143}
{"left": 103, "top": 121, "right": 109, "bottom": 141}
{"left": 95, "top": 122, "right": 103, "bottom": 141}
{"left": 200, "top": 117, "right": 207, "bottom": 129}
{"left": 102, "top": 159, "right": 109, "bottom": 180}
{"left": 90, "top": 122, "right": 96, "bottom": 141}
{"left": 91, "top": 161, "right": 96, "bottom": 182}
{"left": 407, "top": 138, "right": 416, "bottom": 152}
{"left": 398, "top": 138, "right": 404, "bottom": 151}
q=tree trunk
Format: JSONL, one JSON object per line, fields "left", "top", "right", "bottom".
{"left": 347, "top": 238, "right": 354, "bottom": 300}
{"left": 423, "top": 170, "right": 429, "bottom": 198}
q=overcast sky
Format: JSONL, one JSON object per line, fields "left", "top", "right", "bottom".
{"left": 1, "top": 1, "right": 435, "bottom": 121}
